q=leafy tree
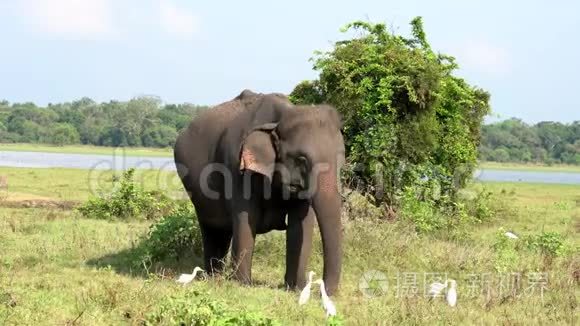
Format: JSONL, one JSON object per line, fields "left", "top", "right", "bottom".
{"left": 48, "top": 123, "right": 80, "bottom": 146}
{"left": 79, "top": 118, "right": 106, "bottom": 145}
{"left": 159, "top": 103, "right": 203, "bottom": 131}
{"left": 100, "top": 125, "right": 136, "bottom": 147}
{"left": 141, "top": 125, "right": 178, "bottom": 147}
{"left": 480, "top": 118, "right": 580, "bottom": 165}
{"left": 0, "top": 97, "right": 210, "bottom": 147}
{"left": 490, "top": 147, "right": 510, "bottom": 162}
{"left": 15, "top": 120, "right": 44, "bottom": 142}
{"left": 290, "top": 17, "right": 491, "bottom": 207}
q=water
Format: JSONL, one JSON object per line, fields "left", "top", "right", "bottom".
{"left": 1, "top": 151, "right": 580, "bottom": 185}
{"left": 474, "top": 168, "right": 580, "bottom": 185}
{"left": 0, "top": 150, "right": 175, "bottom": 171}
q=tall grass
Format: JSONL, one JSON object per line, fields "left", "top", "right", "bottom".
{"left": 0, "top": 167, "right": 578, "bottom": 324}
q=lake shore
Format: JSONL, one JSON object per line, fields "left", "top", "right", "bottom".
{"left": 2, "top": 143, "right": 580, "bottom": 173}
{"left": 479, "top": 161, "right": 580, "bottom": 173}
{"left": 0, "top": 143, "right": 172, "bottom": 157}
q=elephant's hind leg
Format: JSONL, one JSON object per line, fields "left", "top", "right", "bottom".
{"left": 200, "top": 223, "right": 232, "bottom": 274}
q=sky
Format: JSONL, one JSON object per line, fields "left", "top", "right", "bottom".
{"left": 0, "top": 0, "right": 578, "bottom": 123}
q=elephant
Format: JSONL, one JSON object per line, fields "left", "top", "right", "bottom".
{"left": 173, "top": 89, "right": 345, "bottom": 295}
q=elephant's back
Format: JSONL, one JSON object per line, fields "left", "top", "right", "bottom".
{"left": 173, "top": 98, "right": 248, "bottom": 181}
{"left": 179, "top": 99, "right": 245, "bottom": 150}
{"left": 173, "top": 90, "right": 294, "bottom": 180}
{"left": 197, "top": 98, "right": 249, "bottom": 131}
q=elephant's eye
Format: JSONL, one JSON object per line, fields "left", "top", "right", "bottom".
{"left": 296, "top": 155, "right": 310, "bottom": 169}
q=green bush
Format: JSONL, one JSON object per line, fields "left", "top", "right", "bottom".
{"left": 524, "top": 232, "right": 568, "bottom": 257}
{"left": 399, "top": 185, "right": 443, "bottom": 233}
{"left": 144, "top": 290, "right": 280, "bottom": 326}
{"left": 141, "top": 203, "right": 202, "bottom": 263}
{"left": 491, "top": 228, "right": 520, "bottom": 272}
{"left": 290, "top": 17, "right": 490, "bottom": 210}
{"left": 491, "top": 229, "right": 570, "bottom": 272}
{"left": 77, "top": 168, "right": 173, "bottom": 220}
{"left": 341, "top": 189, "right": 384, "bottom": 220}
{"left": 462, "top": 189, "right": 506, "bottom": 224}
{"left": 456, "top": 190, "right": 488, "bottom": 222}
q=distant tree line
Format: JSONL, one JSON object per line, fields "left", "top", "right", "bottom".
{"left": 1, "top": 99, "right": 578, "bottom": 166}
{"left": 479, "top": 118, "right": 580, "bottom": 165}
{"left": 0, "top": 97, "right": 208, "bottom": 147}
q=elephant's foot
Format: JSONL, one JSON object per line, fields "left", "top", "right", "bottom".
{"left": 284, "top": 271, "right": 308, "bottom": 291}
{"left": 232, "top": 268, "right": 252, "bottom": 285}
{"left": 205, "top": 258, "right": 227, "bottom": 275}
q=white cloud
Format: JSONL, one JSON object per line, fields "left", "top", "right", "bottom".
{"left": 455, "top": 40, "right": 511, "bottom": 75}
{"left": 159, "top": 0, "right": 200, "bottom": 40}
{"left": 17, "top": 0, "right": 116, "bottom": 40}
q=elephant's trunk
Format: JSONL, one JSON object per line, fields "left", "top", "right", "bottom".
{"left": 311, "top": 168, "right": 342, "bottom": 296}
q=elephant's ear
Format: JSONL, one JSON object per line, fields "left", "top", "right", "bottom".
{"left": 239, "top": 123, "right": 279, "bottom": 179}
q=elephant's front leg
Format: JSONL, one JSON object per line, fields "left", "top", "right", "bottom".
{"left": 231, "top": 197, "right": 258, "bottom": 284}
{"left": 285, "top": 200, "right": 314, "bottom": 290}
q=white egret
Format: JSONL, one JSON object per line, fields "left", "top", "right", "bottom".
{"left": 504, "top": 231, "right": 518, "bottom": 239}
{"left": 313, "top": 279, "right": 337, "bottom": 317}
{"left": 446, "top": 280, "right": 457, "bottom": 307}
{"left": 427, "top": 279, "right": 457, "bottom": 307}
{"left": 298, "top": 271, "right": 316, "bottom": 305}
{"left": 427, "top": 281, "right": 447, "bottom": 298}
{"left": 176, "top": 266, "right": 204, "bottom": 285}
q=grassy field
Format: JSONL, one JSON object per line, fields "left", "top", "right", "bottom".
{"left": 480, "top": 161, "right": 580, "bottom": 173}
{"left": 0, "top": 143, "right": 172, "bottom": 157}
{"left": 0, "top": 167, "right": 181, "bottom": 202}
{"left": 0, "top": 167, "right": 578, "bottom": 325}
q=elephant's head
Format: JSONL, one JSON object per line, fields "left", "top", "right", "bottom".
{"left": 276, "top": 106, "right": 344, "bottom": 197}
{"left": 239, "top": 104, "right": 345, "bottom": 294}
{"left": 239, "top": 105, "right": 344, "bottom": 197}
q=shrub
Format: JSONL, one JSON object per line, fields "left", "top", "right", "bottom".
{"left": 491, "top": 229, "right": 571, "bottom": 272}
{"left": 144, "top": 290, "right": 280, "bottom": 326}
{"left": 491, "top": 228, "right": 520, "bottom": 272}
{"left": 524, "top": 232, "right": 568, "bottom": 257}
{"left": 141, "top": 203, "right": 202, "bottom": 263}
{"left": 290, "top": 17, "right": 490, "bottom": 209}
{"left": 399, "top": 185, "right": 443, "bottom": 233}
{"left": 465, "top": 191, "right": 494, "bottom": 223}
{"left": 461, "top": 188, "right": 513, "bottom": 224}
{"left": 341, "top": 189, "right": 383, "bottom": 220}
{"left": 77, "top": 168, "right": 173, "bottom": 220}
{"left": 395, "top": 181, "right": 509, "bottom": 234}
